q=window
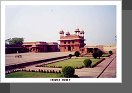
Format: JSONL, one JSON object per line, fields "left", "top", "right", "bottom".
{"left": 68, "top": 41, "right": 70, "bottom": 44}
{"left": 72, "top": 41, "right": 74, "bottom": 44}
{"left": 64, "top": 41, "right": 66, "bottom": 44}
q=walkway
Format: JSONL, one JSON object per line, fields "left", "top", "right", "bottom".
{"left": 75, "top": 54, "right": 116, "bottom": 78}
{"left": 6, "top": 52, "right": 73, "bottom": 66}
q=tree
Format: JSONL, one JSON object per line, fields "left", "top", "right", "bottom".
{"left": 109, "top": 50, "right": 113, "bottom": 55}
{"left": 97, "top": 50, "right": 103, "bottom": 59}
{"left": 92, "top": 50, "right": 103, "bottom": 59}
{"left": 68, "top": 54, "right": 72, "bottom": 59}
{"left": 83, "top": 59, "right": 92, "bottom": 67}
{"left": 5, "top": 38, "right": 24, "bottom": 45}
{"left": 92, "top": 52, "right": 98, "bottom": 59}
{"left": 62, "top": 66, "right": 75, "bottom": 78}
{"left": 74, "top": 51, "right": 80, "bottom": 57}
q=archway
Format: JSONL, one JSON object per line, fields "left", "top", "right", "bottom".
{"left": 68, "top": 46, "right": 71, "bottom": 51}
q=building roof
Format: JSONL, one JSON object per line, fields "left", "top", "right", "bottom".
{"left": 47, "top": 42, "right": 58, "bottom": 45}
{"left": 23, "top": 42, "right": 58, "bottom": 46}
{"left": 59, "top": 34, "right": 84, "bottom": 41}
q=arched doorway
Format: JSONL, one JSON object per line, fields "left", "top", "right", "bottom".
{"left": 68, "top": 46, "right": 71, "bottom": 51}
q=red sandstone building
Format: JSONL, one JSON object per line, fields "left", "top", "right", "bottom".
{"left": 59, "top": 28, "right": 86, "bottom": 52}
{"left": 23, "top": 42, "right": 58, "bottom": 53}
{"left": 5, "top": 42, "right": 59, "bottom": 54}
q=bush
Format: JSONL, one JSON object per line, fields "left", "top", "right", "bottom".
{"left": 74, "top": 51, "right": 80, "bottom": 57}
{"left": 92, "top": 52, "right": 98, "bottom": 59}
{"left": 62, "top": 66, "right": 75, "bottom": 78}
{"left": 47, "top": 70, "right": 49, "bottom": 73}
{"left": 97, "top": 50, "right": 103, "bottom": 59}
{"left": 83, "top": 59, "right": 92, "bottom": 67}
{"left": 69, "top": 54, "right": 72, "bottom": 59}
{"left": 93, "top": 50, "right": 103, "bottom": 59}
{"left": 109, "top": 50, "right": 113, "bottom": 55}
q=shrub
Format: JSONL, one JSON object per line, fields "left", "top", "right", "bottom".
{"left": 52, "top": 70, "right": 55, "bottom": 73}
{"left": 43, "top": 70, "right": 46, "bottom": 73}
{"left": 62, "top": 66, "right": 75, "bottom": 78}
{"left": 74, "top": 51, "right": 80, "bottom": 57}
{"left": 59, "top": 70, "right": 61, "bottom": 73}
{"left": 93, "top": 50, "right": 103, "bottom": 59}
{"left": 92, "top": 52, "right": 98, "bottom": 59}
{"left": 41, "top": 70, "right": 43, "bottom": 72}
{"left": 69, "top": 54, "right": 72, "bottom": 59}
{"left": 72, "top": 75, "right": 79, "bottom": 78}
{"left": 97, "top": 50, "right": 103, "bottom": 59}
{"left": 83, "top": 59, "right": 92, "bottom": 67}
{"left": 109, "top": 50, "right": 113, "bottom": 55}
{"left": 47, "top": 70, "right": 49, "bottom": 73}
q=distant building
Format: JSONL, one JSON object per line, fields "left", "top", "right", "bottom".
{"left": 23, "top": 42, "right": 59, "bottom": 53}
{"left": 5, "top": 44, "right": 25, "bottom": 54}
{"left": 5, "top": 42, "right": 59, "bottom": 54}
{"left": 59, "top": 28, "right": 86, "bottom": 52}
{"left": 84, "top": 44, "right": 116, "bottom": 54}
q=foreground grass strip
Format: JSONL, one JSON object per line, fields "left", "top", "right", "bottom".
{"left": 6, "top": 71, "right": 63, "bottom": 78}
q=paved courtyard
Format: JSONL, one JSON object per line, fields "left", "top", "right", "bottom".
{"left": 6, "top": 52, "right": 116, "bottom": 78}
{"left": 5, "top": 52, "right": 73, "bottom": 66}
{"left": 24, "top": 54, "right": 116, "bottom": 78}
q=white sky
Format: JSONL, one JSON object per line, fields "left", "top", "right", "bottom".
{"left": 5, "top": 5, "right": 116, "bottom": 45}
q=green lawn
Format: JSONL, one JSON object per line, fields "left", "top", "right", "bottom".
{"left": 6, "top": 71, "right": 63, "bottom": 78}
{"left": 102, "top": 53, "right": 110, "bottom": 57}
{"left": 47, "top": 58, "right": 101, "bottom": 68}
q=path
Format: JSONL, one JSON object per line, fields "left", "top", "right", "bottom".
{"left": 6, "top": 52, "right": 73, "bottom": 66}
{"left": 75, "top": 54, "right": 116, "bottom": 78}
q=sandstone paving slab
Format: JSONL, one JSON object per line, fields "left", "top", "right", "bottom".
{"left": 99, "top": 58, "right": 116, "bottom": 78}
{"left": 6, "top": 52, "right": 73, "bottom": 66}
{"left": 75, "top": 54, "right": 116, "bottom": 78}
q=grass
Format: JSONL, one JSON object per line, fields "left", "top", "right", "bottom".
{"left": 47, "top": 57, "right": 102, "bottom": 68}
{"left": 6, "top": 71, "right": 63, "bottom": 78}
{"left": 102, "top": 53, "right": 110, "bottom": 57}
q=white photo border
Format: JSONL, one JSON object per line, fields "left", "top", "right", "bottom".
{"left": 1, "top": 1, "right": 122, "bottom": 83}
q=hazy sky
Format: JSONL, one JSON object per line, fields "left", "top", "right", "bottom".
{"left": 5, "top": 5, "right": 116, "bottom": 45}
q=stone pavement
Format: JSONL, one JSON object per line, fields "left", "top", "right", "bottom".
{"left": 75, "top": 54, "right": 116, "bottom": 78}
{"left": 99, "top": 57, "right": 116, "bottom": 78}
{"left": 6, "top": 52, "right": 73, "bottom": 66}
{"left": 6, "top": 53, "right": 116, "bottom": 78}
{"left": 24, "top": 54, "right": 116, "bottom": 78}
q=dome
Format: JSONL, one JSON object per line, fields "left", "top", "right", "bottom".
{"left": 75, "top": 28, "right": 80, "bottom": 33}
{"left": 66, "top": 32, "right": 70, "bottom": 35}
{"left": 80, "top": 30, "right": 84, "bottom": 34}
{"left": 80, "top": 32, "right": 82, "bottom": 34}
{"left": 59, "top": 30, "right": 64, "bottom": 34}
